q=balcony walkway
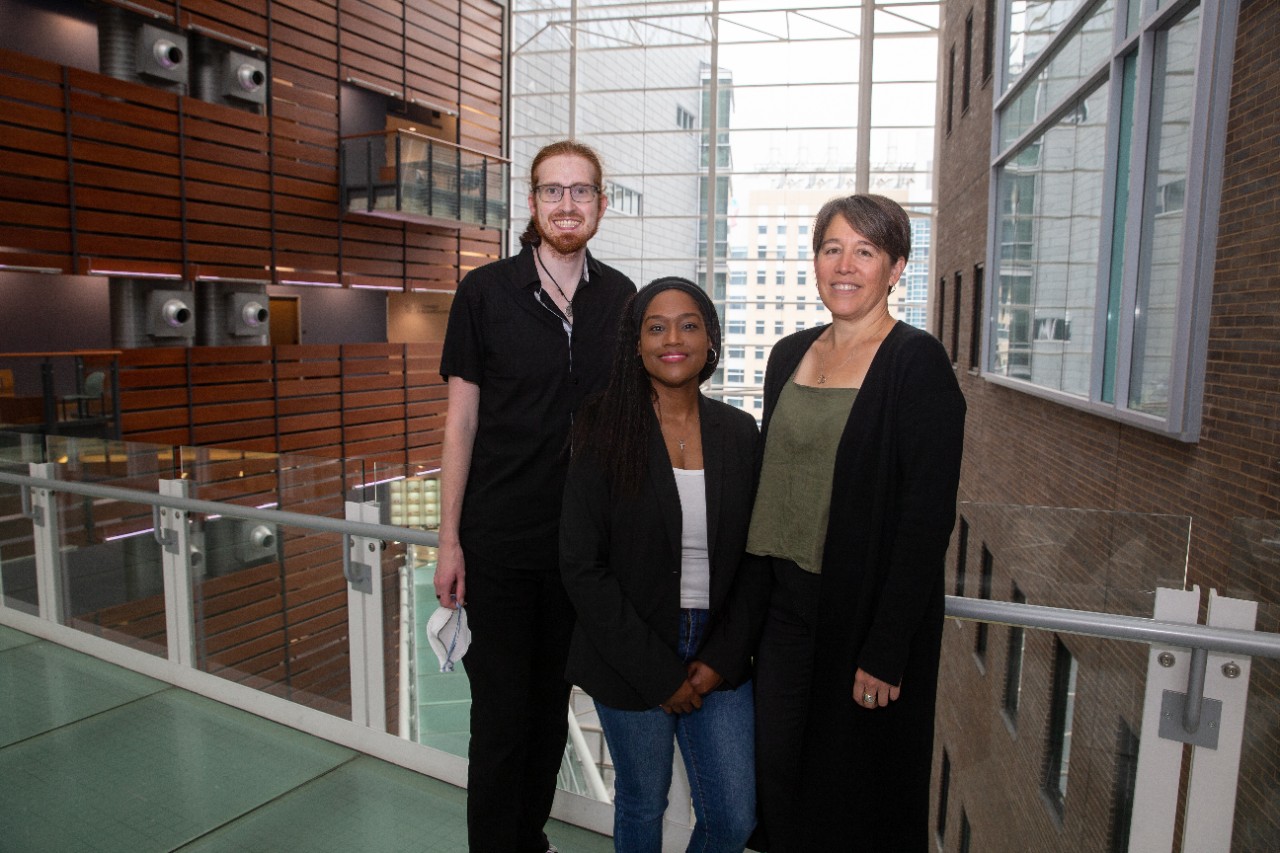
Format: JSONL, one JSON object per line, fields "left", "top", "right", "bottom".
{"left": 0, "top": 623, "right": 614, "bottom": 853}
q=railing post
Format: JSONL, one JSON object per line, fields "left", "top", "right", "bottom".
{"left": 344, "top": 499, "right": 388, "bottom": 732}
{"left": 27, "top": 462, "right": 65, "bottom": 622}
{"left": 157, "top": 478, "right": 198, "bottom": 667}
{"left": 1129, "top": 585, "right": 1200, "bottom": 853}
{"left": 1182, "top": 590, "right": 1257, "bottom": 852}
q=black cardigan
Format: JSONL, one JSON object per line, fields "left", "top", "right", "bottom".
{"left": 560, "top": 395, "right": 769, "bottom": 711}
{"left": 760, "top": 320, "right": 965, "bottom": 850}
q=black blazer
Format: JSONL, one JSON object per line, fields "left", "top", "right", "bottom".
{"left": 560, "top": 395, "right": 769, "bottom": 711}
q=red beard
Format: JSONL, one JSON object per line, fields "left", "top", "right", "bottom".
{"left": 535, "top": 218, "right": 597, "bottom": 256}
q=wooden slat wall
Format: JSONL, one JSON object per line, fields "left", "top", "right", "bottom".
{"left": 118, "top": 343, "right": 447, "bottom": 467}
{"left": 0, "top": 0, "right": 505, "bottom": 288}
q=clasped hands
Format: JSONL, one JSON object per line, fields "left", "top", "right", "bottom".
{"left": 659, "top": 660, "right": 723, "bottom": 714}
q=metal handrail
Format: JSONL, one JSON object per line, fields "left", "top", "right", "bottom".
{"left": 0, "top": 468, "right": 438, "bottom": 548}
{"left": 946, "top": 596, "right": 1279, "bottom": 660}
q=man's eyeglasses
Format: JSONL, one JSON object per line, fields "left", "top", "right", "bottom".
{"left": 534, "top": 183, "right": 601, "bottom": 203}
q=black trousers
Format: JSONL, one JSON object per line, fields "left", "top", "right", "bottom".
{"left": 462, "top": 552, "right": 575, "bottom": 853}
{"left": 753, "top": 557, "right": 821, "bottom": 853}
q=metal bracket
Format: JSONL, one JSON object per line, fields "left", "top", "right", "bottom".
{"left": 152, "top": 505, "right": 181, "bottom": 554}
{"left": 343, "top": 533, "right": 375, "bottom": 594}
{"left": 1159, "top": 690, "right": 1222, "bottom": 748}
{"left": 19, "top": 485, "right": 44, "bottom": 526}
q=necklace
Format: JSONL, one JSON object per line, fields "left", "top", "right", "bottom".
{"left": 816, "top": 331, "right": 858, "bottom": 385}
{"left": 655, "top": 400, "right": 691, "bottom": 452}
{"left": 535, "top": 246, "right": 578, "bottom": 322}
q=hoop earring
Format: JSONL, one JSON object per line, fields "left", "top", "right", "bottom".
{"left": 708, "top": 347, "right": 718, "bottom": 364}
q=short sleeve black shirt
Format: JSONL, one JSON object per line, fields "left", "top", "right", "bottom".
{"left": 440, "top": 243, "right": 635, "bottom": 569}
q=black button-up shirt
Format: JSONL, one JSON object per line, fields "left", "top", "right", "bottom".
{"left": 440, "top": 243, "right": 635, "bottom": 569}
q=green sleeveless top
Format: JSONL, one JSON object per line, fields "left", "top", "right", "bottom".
{"left": 746, "top": 378, "right": 857, "bottom": 573}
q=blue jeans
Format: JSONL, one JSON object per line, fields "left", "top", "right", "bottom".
{"left": 594, "top": 609, "right": 756, "bottom": 853}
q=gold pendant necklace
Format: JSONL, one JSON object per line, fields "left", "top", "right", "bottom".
{"left": 816, "top": 332, "right": 857, "bottom": 384}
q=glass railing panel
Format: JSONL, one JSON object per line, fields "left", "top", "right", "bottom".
{"left": 340, "top": 132, "right": 510, "bottom": 229}
{"left": 176, "top": 449, "right": 352, "bottom": 718}
{"left": 57, "top": 490, "right": 169, "bottom": 657}
{"left": 0, "top": 431, "right": 46, "bottom": 614}
{"left": 954, "top": 502, "right": 1190, "bottom": 616}
{"left": 196, "top": 520, "right": 354, "bottom": 720}
{"left": 937, "top": 628, "right": 1147, "bottom": 850}
{"left": 1223, "top": 518, "right": 1279, "bottom": 848}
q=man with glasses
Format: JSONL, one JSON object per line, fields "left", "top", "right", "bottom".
{"left": 438, "top": 140, "right": 635, "bottom": 853}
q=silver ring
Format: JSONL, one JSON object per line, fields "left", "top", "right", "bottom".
{"left": 863, "top": 693, "right": 875, "bottom": 705}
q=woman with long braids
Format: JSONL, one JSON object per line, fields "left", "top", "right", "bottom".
{"left": 560, "top": 278, "right": 770, "bottom": 853}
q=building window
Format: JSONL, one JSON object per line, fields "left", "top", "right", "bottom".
{"left": 776, "top": 271, "right": 785, "bottom": 285}
{"left": 1003, "top": 584, "right": 1026, "bottom": 725}
{"left": 946, "top": 43, "right": 955, "bottom": 135}
{"left": 731, "top": 246, "right": 747, "bottom": 259}
{"left": 797, "top": 269, "right": 807, "bottom": 286}
{"left": 795, "top": 321, "right": 805, "bottom": 331}
{"left": 775, "top": 244, "right": 786, "bottom": 260}
{"left": 1044, "top": 638, "right": 1079, "bottom": 816}
{"left": 990, "top": 1, "right": 1232, "bottom": 441}
{"left": 726, "top": 346, "right": 745, "bottom": 360}
{"left": 604, "top": 180, "right": 642, "bottom": 216}
{"left": 798, "top": 246, "right": 808, "bottom": 260}
{"left": 1110, "top": 722, "right": 1140, "bottom": 853}
{"left": 727, "top": 320, "right": 746, "bottom": 334}
{"left": 726, "top": 396, "right": 744, "bottom": 408}
{"left": 936, "top": 749, "right": 951, "bottom": 845}
{"left": 935, "top": 276, "right": 947, "bottom": 341}
{"left": 970, "top": 263, "right": 984, "bottom": 370}
{"left": 962, "top": 11, "right": 973, "bottom": 114}
{"left": 757, "top": 224, "right": 768, "bottom": 235}
{"left": 975, "top": 545, "right": 993, "bottom": 664}
{"left": 754, "top": 369, "right": 764, "bottom": 383}
{"left": 757, "top": 270, "right": 766, "bottom": 285}
{"left": 755, "top": 320, "right": 766, "bottom": 334}
{"left": 954, "top": 516, "right": 968, "bottom": 597}
{"left": 798, "top": 295, "right": 806, "bottom": 310}
{"left": 755, "top": 347, "right": 765, "bottom": 360}
{"left": 676, "top": 105, "right": 696, "bottom": 130}
{"left": 730, "top": 270, "right": 746, "bottom": 286}
{"left": 982, "top": 0, "right": 995, "bottom": 83}
{"left": 727, "top": 368, "right": 744, "bottom": 383}
{"left": 775, "top": 321, "right": 784, "bottom": 335}
{"left": 950, "top": 270, "right": 962, "bottom": 364}
{"left": 753, "top": 397, "right": 763, "bottom": 410}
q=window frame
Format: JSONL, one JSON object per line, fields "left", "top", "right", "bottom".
{"left": 981, "top": 0, "right": 1241, "bottom": 442}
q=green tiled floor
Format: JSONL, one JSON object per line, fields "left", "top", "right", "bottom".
{"left": 0, "top": 625, "right": 614, "bottom": 852}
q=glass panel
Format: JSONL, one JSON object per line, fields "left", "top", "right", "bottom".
{"left": 1103, "top": 49, "right": 1138, "bottom": 404}
{"left": 940, "top": 503, "right": 1190, "bottom": 847}
{"left": 1000, "top": 0, "right": 1115, "bottom": 150}
{"left": 1225, "top": 519, "right": 1280, "bottom": 847}
{"left": 991, "top": 82, "right": 1108, "bottom": 393}
{"left": 1006, "top": 0, "right": 1093, "bottom": 93}
{"left": 513, "top": 0, "right": 940, "bottom": 417}
{"left": 1128, "top": 5, "right": 1199, "bottom": 417}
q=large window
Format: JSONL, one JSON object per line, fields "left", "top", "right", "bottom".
{"left": 986, "top": 0, "right": 1238, "bottom": 440}
{"left": 512, "top": 0, "right": 941, "bottom": 413}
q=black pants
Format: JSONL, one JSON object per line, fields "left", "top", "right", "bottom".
{"left": 753, "top": 558, "right": 821, "bottom": 853}
{"left": 463, "top": 553, "right": 575, "bottom": 853}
